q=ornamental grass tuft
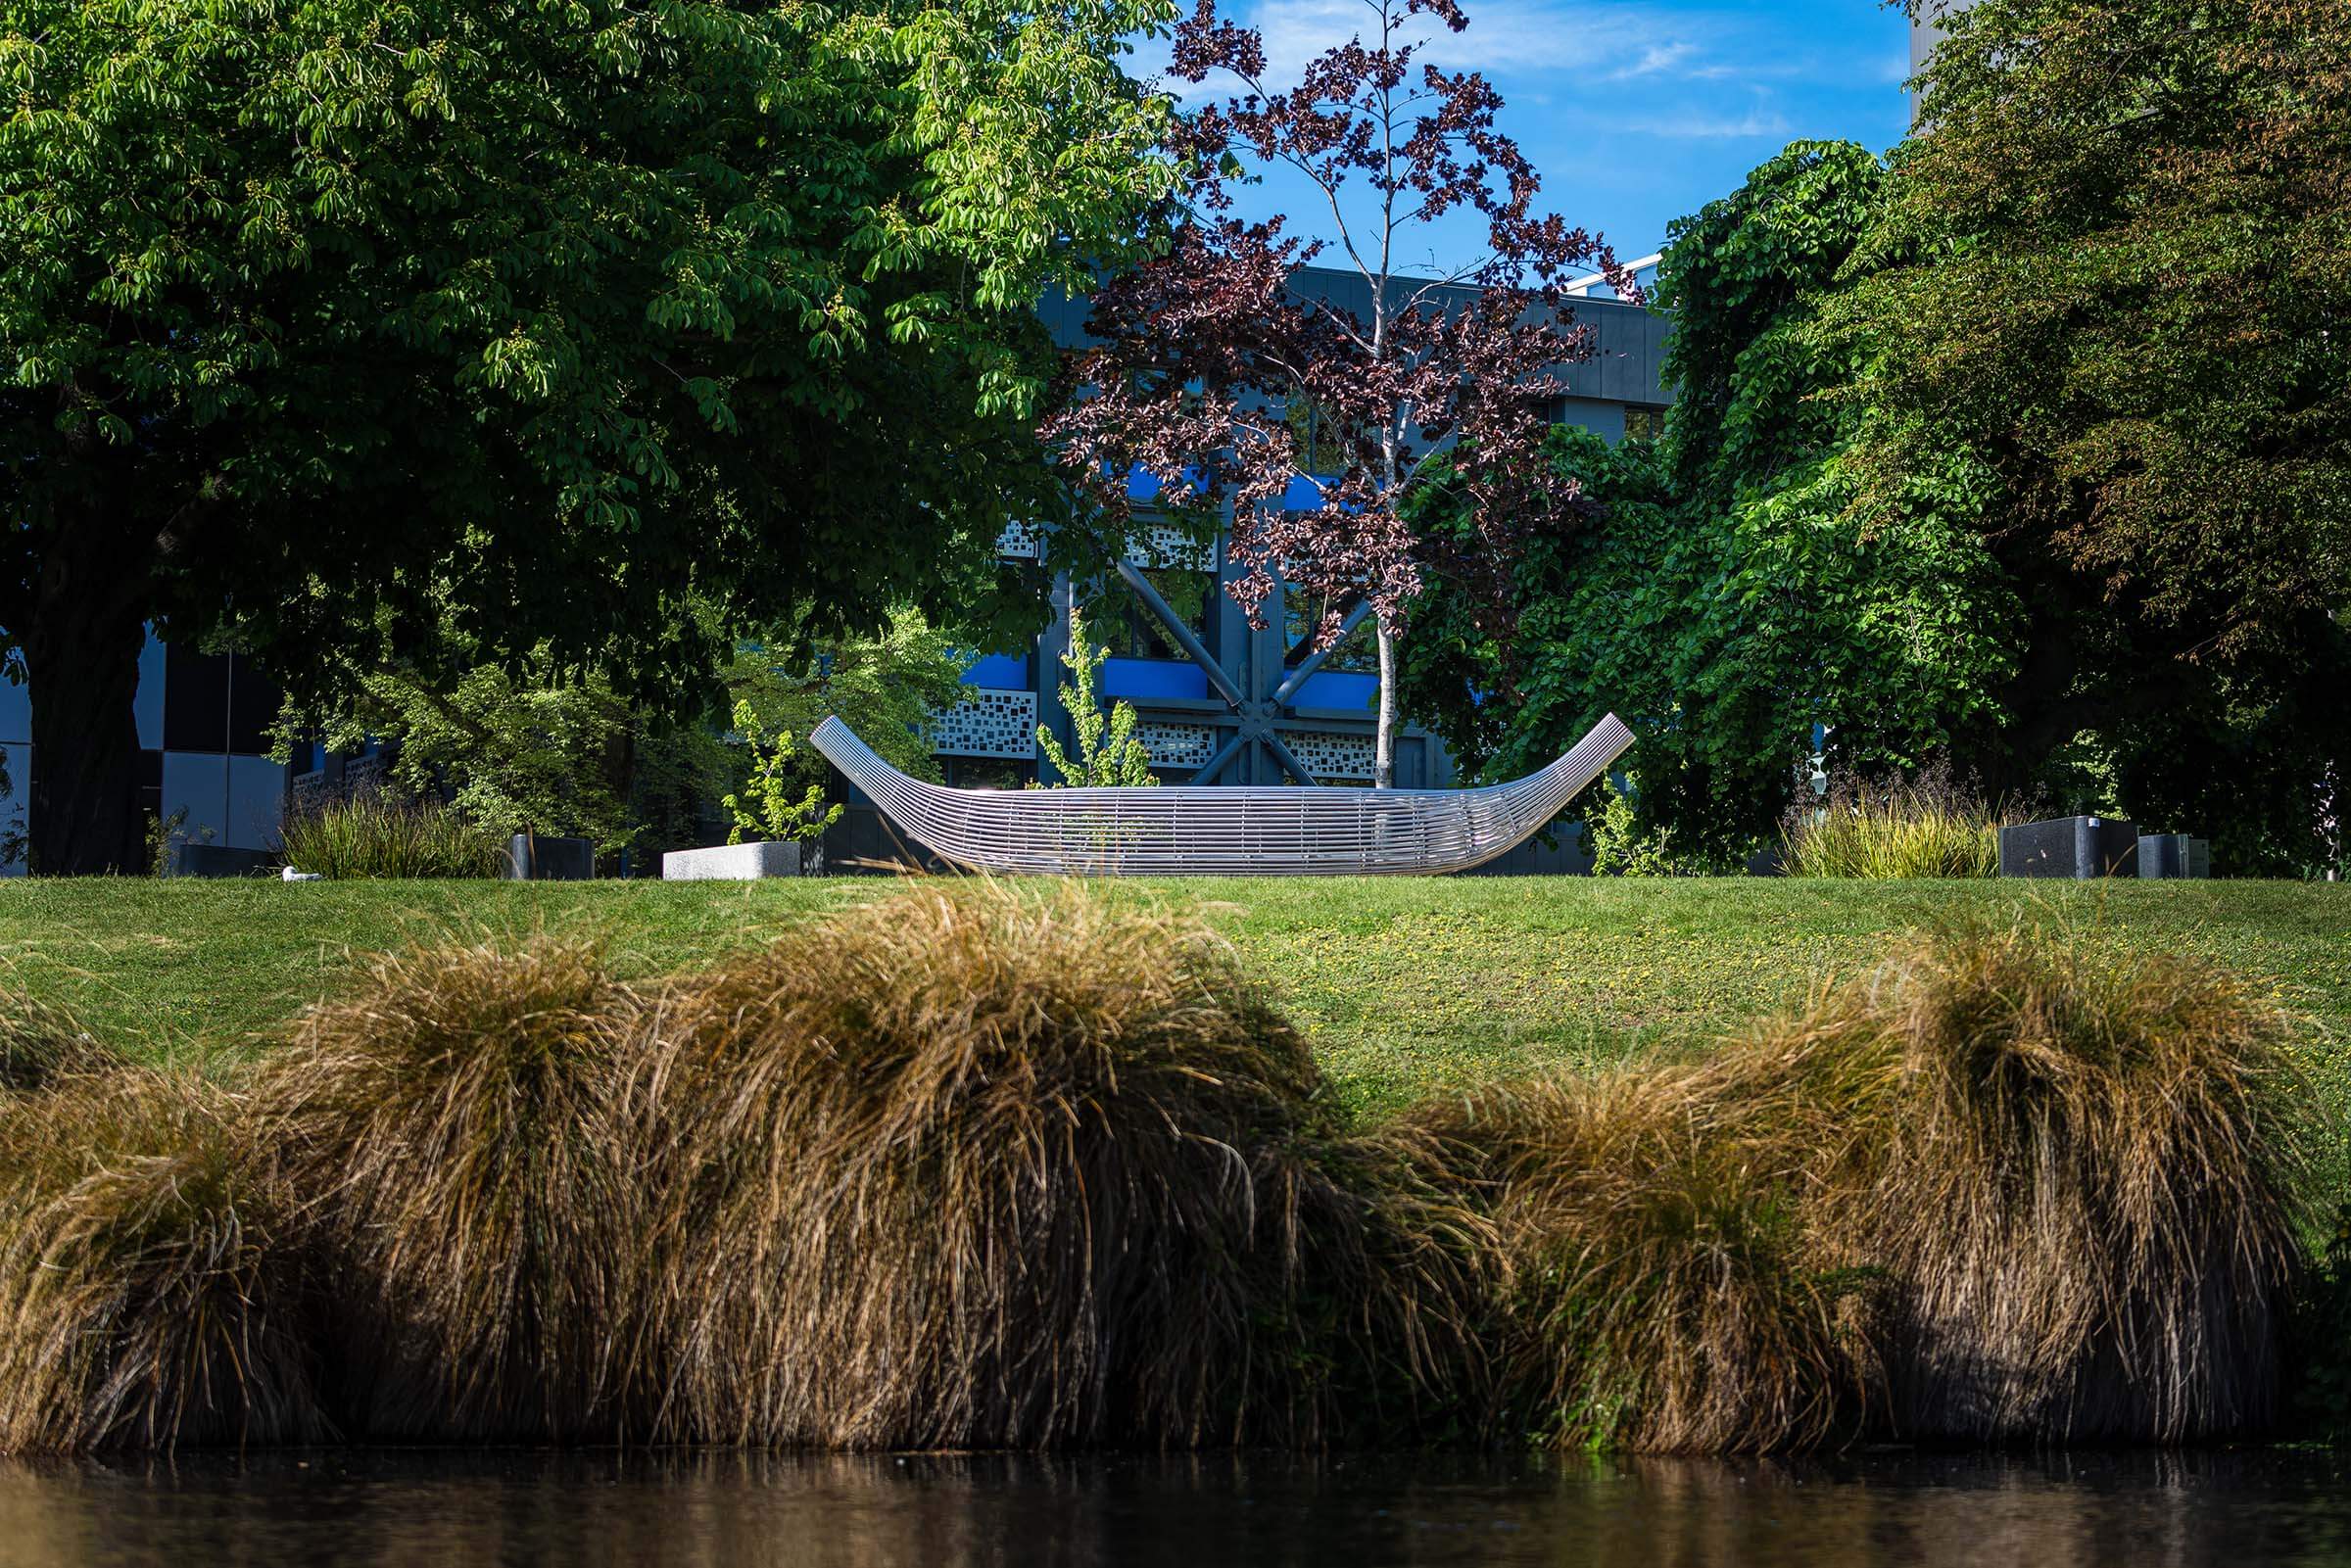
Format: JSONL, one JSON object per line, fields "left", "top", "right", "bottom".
{"left": 0, "top": 1061, "right": 327, "bottom": 1452}
{"left": 1782, "top": 762, "right": 2008, "bottom": 879}
{"left": 0, "top": 992, "right": 118, "bottom": 1091}
{"left": 626, "top": 882, "right": 1486, "bottom": 1449}
{"left": 1411, "top": 1066, "right": 1881, "bottom": 1455}
{"left": 277, "top": 792, "right": 505, "bottom": 879}
{"left": 0, "top": 903, "right": 2316, "bottom": 1456}
{"left": 254, "top": 935, "right": 647, "bottom": 1441}
{"left": 1415, "top": 919, "right": 2313, "bottom": 1450}
{"left": 1812, "top": 922, "right": 2313, "bottom": 1443}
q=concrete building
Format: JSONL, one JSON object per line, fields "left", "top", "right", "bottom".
{"left": 0, "top": 640, "right": 292, "bottom": 875}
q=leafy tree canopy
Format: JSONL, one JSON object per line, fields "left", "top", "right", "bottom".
{"left": 1411, "top": 0, "right": 2351, "bottom": 876}
{"left": 0, "top": 0, "right": 1176, "bottom": 870}
{"left": 1654, "top": 139, "right": 1885, "bottom": 515}
{"left": 1407, "top": 139, "right": 2013, "bottom": 858}
{"left": 1404, "top": 427, "right": 2013, "bottom": 860}
{"left": 1825, "top": 0, "right": 2351, "bottom": 869}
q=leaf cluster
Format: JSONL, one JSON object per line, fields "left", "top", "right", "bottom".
{"left": 0, "top": 0, "right": 1178, "bottom": 726}
{"left": 1035, "top": 608, "right": 1157, "bottom": 787}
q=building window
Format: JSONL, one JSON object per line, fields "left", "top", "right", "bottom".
{"left": 1085, "top": 567, "right": 1215, "bottom": 662}
{"left": 1622, "top": 404, "right": 1667, "bottom": 444}
{"left": 944, "top": 756, "right": 1033, "bottom": 790}
{"left": 1282, "top": 592, "right": 1379, "bottom": 674}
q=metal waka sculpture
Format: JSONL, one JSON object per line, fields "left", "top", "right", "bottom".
{"left": 810, "top": 711, "right": 1637, "bottom": 876}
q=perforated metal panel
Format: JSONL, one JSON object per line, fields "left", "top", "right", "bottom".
{"left": 812, "top": 713, "right": 1635, "bottom": 876}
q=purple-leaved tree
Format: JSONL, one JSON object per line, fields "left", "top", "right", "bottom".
{"left": 1043, "top": 0, "right": 1633, "bottom": 786}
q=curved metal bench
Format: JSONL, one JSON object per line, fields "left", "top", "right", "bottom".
{"left": 809, "top": 712, "right": 1635, "bottom": 876}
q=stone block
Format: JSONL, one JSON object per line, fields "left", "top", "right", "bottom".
{"left": 2136, "top": 833, "right": 2211, "bottom": 879}
{"left": 504, "top": 833, "right": 596, "bottom": 880}
{"left": 1998, "top": 816, "right": 2139, "bottom": 879}
{"left": 661, "top": 840, "right": 807, "bottom": 880}
{"left": 167, "top": 843, "right": 278, "bottom": 879}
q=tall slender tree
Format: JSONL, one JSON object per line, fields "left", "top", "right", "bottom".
{"left": 1043, "top": 0, "right": 1627, "bottom": 786}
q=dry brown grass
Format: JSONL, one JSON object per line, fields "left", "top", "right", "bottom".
{"left": 1423, "top": 918, "right": 2315, "bottom": 1452}
{"left": 1813, "top": 922, "right": 2313, "bottom": 1443}
{"left": 0, "top": 904, "right": 2314, "bottom": 1455}
{"left": 254, "top": 936, "right": 648, "bottom": 1442}
{"left": 0, "top": 1064, "right": 326, "bottom": 1451}
{"left": 625, "top": 882, "right": 1486, "bottom": 1449}
{"left": 1411, "top": 1065, "right": 1881, "bottom": 1454}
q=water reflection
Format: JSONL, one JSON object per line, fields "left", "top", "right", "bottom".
{"left": 0, "top": 1449, "right": 2344, "bottom": 1567}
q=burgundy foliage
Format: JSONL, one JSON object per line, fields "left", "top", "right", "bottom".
{"left": 1041, "top": 0, "right": 1634, "bottom": 784}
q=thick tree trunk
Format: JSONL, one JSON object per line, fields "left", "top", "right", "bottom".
{"left": 1373, "top": 621, "right": 1397, "bottom": 789}
{"left": 24, "top": 526, "right": 148, "bottom": 876}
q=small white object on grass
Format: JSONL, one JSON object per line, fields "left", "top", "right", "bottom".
{"left": 281, "top": 867, "right": 323, "bottom": 882}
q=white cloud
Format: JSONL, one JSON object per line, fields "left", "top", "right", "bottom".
{"left": 1610, "top": 41, "right": 1698, "bottom": 78}
{"left": 1634, "top": 106, "right": 1793, "bottom": 138}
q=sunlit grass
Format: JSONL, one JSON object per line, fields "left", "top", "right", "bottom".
{"left": 0, "top": 876, "right": 2340, "bottom": 1124}
{"left": 1782, "top": 765, "right": 2010, "bottom": 879}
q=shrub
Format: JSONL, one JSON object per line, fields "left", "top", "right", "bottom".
{"left": 1782, "top": 761, "right": 2009, "bottom": 879}
{"left": 254, "top": 937, "right": 645, "bottom": 1441}
{"left": 0, "top": 1065, "right": 325, "bottom": 1452}
{"left": 277, "top": 793, "right": 505, "bottom": 879}
{"left": 1581, "top": 773, "right": 1746, "bottom": 877}
{"left": 625, "top": 883, "right": 1481, "bottom": 1449}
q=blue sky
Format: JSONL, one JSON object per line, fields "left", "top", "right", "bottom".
{"left": 1138, "top": 0, "right": 1917, "bottom": 273}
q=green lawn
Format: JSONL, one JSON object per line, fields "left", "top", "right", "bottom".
{"left": 2, "top": 876, "right": 2344, "bottom": 1119}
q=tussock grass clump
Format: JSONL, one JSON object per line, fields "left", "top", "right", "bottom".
{"left": 1783, "top": 762, "right": 2008, "bottom": 879}
{"left": 0, "top": 1067, "right": 325, "bottom": 1452}
{"left": 629, "top": 883, "right": 1483, "bottom": 1449}
{"left": 1813, "top": 924, "right": 2313, "bottom": 1443}
{"left": 256, "top": 936, "right": 645, "bottom": 1441}
{"left": 0, "top": 993, "right": 116, "bottom": 1091}
{"left": 277, "top": 793, "right": 504, "bottom": 879}
{"left": 1415, "top": 920, "right": 2311, "bottom": 1451}
{"left": 1412, "top": 1069, "right": 1880, "bottom": 1454}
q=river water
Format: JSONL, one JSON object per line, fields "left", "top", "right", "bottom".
{"left": 0, "top": 1449, "right": 2344, "bottom": 1566}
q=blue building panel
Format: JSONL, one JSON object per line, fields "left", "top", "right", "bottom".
{"left": 960, "top": 653, "right": 1030, "bottom": 689}
{"left": 1554, "top": 398, "right": 1628, "bottom": 443}
{"left": 1293, "top": 671, "right": 1378, "bottom": 713}
{"left": 1102, "top": 658, "right": 1209, "bottom": 701}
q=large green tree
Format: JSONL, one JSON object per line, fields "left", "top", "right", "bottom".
{"left": 1405, "top": 142, "right": 2013, "bottom": 858}
{"left": 1831, "top": 0, "right": 2351, "bottom": 869}
{"left": 0, "top": 0, "right": 1173, "bottom": 871}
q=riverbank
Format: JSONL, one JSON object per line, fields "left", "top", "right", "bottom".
{"left": 0, "top": 880, "right": 2334, "bottom": 1454}
{"left": 0, "top": 876, "right": 2343, "bottom": 1116}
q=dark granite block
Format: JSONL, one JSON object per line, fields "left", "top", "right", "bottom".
{"left": 2137, "top": 833, "right": 2212, "bottom": 879}
{"left": 1998, "top": 816, "right": 2139, "bottom": 879}
{"left": 504, "top": 833, "right": 597, "bottom": 880}
{"left": 168, "top": 843, "right": 278, "bottom": 879}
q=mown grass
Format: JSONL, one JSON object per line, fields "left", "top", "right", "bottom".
{"left": 0, "top": 877, "right": 2342, "bottom": 1120}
